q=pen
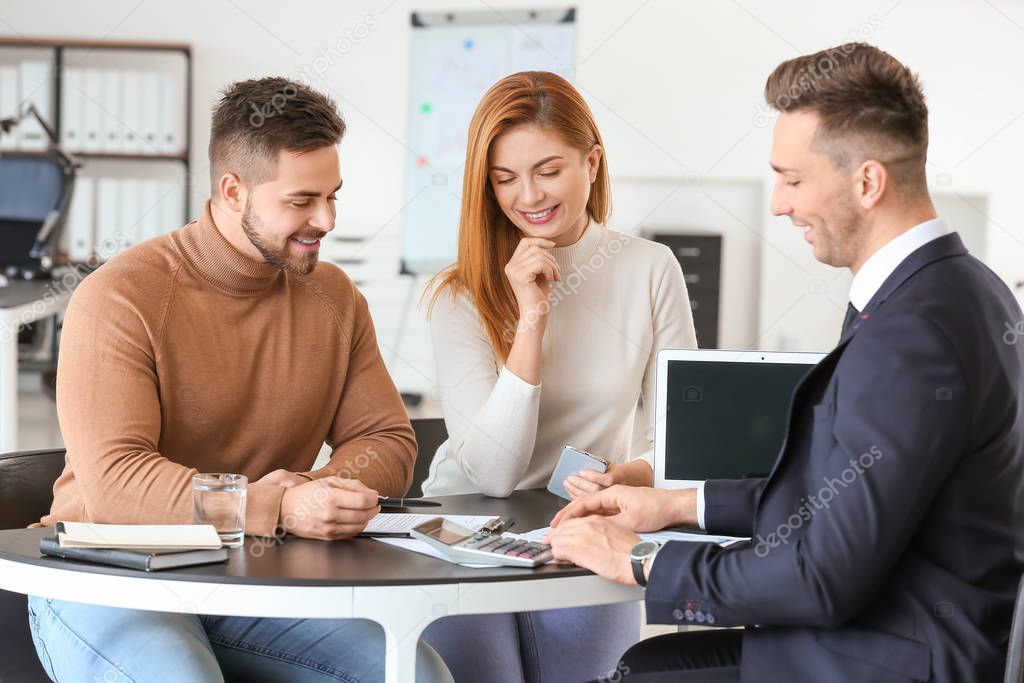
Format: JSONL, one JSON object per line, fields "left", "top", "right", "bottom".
{"left": 377, "top": 496, "right": 443, "bottom": 508}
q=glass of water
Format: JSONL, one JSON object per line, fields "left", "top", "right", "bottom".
{"left": 192, "top": 473, "right": 247, "bottom": 547}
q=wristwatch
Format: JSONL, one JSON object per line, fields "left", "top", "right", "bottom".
{"left": 630, "top": 540, "right": 661, "bottom": 586}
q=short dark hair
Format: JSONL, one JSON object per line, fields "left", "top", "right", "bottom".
{"left": 209, "top": 77, "right": 345, "bottom": 195}
{"left": 765, "top": 43, "right": 928, "bottom": 194}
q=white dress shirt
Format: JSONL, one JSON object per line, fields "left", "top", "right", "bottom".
{"left": 695, "top": 217, "right": 953, "bottom": 529}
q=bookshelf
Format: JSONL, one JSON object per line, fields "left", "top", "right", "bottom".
{"left": 0, "top": 37, "right": 193, "bottom": 265}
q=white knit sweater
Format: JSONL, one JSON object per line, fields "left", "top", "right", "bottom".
{"left": 422, "top": 222, "right": 698, "bottom": 497}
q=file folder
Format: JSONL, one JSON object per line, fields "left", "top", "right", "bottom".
{"left": 60, "top": 67, "right": 83, "bottom": 152}
{"left": 99, "top": 69, "right": 123, "bottom": 153}
{"left": 18, "top": 59, "right": 51, "bottom": 151}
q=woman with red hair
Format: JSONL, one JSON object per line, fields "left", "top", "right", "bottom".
{"left": 421, "top": 71, "right": 697, "bottom": 681}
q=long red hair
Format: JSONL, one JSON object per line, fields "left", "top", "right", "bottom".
{"left": 427, "top": 71, "right": 611, "bottom": 362}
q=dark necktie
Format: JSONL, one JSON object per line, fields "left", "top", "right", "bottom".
{"left": 841, "top": 302, "right": 859, "bottom": 337}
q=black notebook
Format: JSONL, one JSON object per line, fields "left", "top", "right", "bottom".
{"left": 40, "top": 536, "right": 229, "bottom": 572}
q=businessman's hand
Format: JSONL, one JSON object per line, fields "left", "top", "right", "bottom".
{"left": 279, "top": 477, "right": 380, "bottom": 541}
{"left": 255, "top": 469, "right": 311, "bottom": 488}
{"left": 551, "top": 485, "right": 696, "bottom": 533}
{"left": 544, "top": 516, "right": 641, "bottom": 585}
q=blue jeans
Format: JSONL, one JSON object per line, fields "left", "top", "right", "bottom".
{"left": 27, "top": 595, "right": 451, "bottom": 683}
{"left": 423, "top": 602, "right": 641, "bottom": 683}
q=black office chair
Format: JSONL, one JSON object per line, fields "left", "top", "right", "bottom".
{"left": 0, "top": 448, "right": 67, "bottom": 683}
{"left": 1006, "top": 573, "right": 1024, "bottom": 683}
{"left": 408, "top": 418, "right": 447, "bottom": 498}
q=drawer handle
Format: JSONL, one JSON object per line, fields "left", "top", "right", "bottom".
{"left": 684, "top": 273, "right": 701, "bottom": 284}
{"left": 676, "top": 247, "right": 702, "bottom": 258}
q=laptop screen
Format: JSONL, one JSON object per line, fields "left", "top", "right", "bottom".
{"left": 664, "top": 359, "right": 816, "bottom": 481}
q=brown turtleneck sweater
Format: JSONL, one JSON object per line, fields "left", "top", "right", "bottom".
{"left": 38, "top": 201, "right": 415, "bottom": 536}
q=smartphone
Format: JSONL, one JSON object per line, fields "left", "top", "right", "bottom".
{"left": 547, "top": 445, "right": 609, "bottom": 500}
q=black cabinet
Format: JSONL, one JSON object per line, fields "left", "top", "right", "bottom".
{"left": 650, "top": 233, "right": 722, "bottom": 348}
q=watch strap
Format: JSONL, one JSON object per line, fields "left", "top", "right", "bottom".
{"left": 631, "top": 556, "right": 648, "bottom": 586}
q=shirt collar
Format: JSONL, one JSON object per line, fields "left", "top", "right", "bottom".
{"left": 848, "top": 217, "right": 952, "bottom": 311}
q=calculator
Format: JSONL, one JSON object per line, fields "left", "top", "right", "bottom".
{"left": 410, "top": 517, "right": 553, "bottom": 567}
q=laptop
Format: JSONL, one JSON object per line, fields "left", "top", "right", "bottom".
{"left": 654, "top": 349, "right": 826, "bottom": 489}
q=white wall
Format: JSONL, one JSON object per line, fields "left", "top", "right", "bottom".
{"left": 4, "top": 0, "right": 1023, "bottom": 393}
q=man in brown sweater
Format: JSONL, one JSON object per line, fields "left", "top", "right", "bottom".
{"left": 27, "top": 78, "right": 451, "bottom": 682}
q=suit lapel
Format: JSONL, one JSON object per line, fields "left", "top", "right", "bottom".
{"left": 757, "top": 232, "right": 968, "bottom": 502}
{"left": 839, "top": 232, "right": 967, "bottom": 344}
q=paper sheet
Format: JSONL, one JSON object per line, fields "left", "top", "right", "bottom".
{"left": 508, "top": 527, "right": 747, "bottom": 547}
{"left": 373, "top": 537, "right": 496, "bottom": 568}
{"left": 362, "top": 513, "right": 498, "bottom": 536}
{"left": 56, "top": 522, "right": 223, "bottom": 549}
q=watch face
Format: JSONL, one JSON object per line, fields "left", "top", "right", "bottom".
{"left": 630, "top": 540, "right": 659, "bottom": 561}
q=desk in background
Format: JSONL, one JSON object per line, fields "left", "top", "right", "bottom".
{"left": 0, "top": 279, "right": 72, "bottom": 452}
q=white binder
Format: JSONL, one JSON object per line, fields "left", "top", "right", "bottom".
{"left": 61, "top": 67, "right": 84, "bottom": 152}
{"left": 119, "top": 178, "right": 141, "bottom": 249}
{"left": 159, "top": 71, "right": 183, "bottom": 155}
{"left": 139, "top": 179, "right": 163, "bottom": 241}
{"left": 64, "top": 176, "right": 96, "bottom": 262}
{"left": 99, "top": 69, "right": 123, "bottom": 153}
{"left": 0, "top": 65, "right": 17, "bottom": 151}
{"left": 140, "top": 71, "right": 161, "bottom": 154}
{"left": 81, "top": 68, "right": 103, "bottom": 153}
{"left": 18, "top": 60, "right": 51, "bottom": 151}
{"left": 95, "top": 177, "right": 122, "bottom": 258}
{"left": 160, "top": 179, "right": 185, "bottom": 235}
{"left": 121, "top": 70, "right": 142, "bottom": 153}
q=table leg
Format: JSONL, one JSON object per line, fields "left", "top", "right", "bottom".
{"left": 382, "top": 614, "right": 429, "bottom": 683}
{"left": 0, "top": 317, "right": 17, "bottom": 453}
{"left": 354, "top": 584, "right": 458, "bottom": 683}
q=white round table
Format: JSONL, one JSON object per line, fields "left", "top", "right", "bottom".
{"left": 0, "top": 490, "right": 643, "bottom": 683}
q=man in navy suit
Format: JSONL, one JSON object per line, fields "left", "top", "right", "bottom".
{"left": 548, "top": 43, "right": 1024, "bottom": 682}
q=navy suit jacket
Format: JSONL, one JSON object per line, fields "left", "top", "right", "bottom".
{"left": 646, "top": 233, "right": 1024, "bottom": 682}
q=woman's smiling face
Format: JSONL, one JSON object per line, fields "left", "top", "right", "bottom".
{"left": 488, "top": 124, "right": 602, "bottom": 246}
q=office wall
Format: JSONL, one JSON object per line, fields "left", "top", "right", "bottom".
{"left": 3, "top": 0, "right": 1022, "bottom": 392}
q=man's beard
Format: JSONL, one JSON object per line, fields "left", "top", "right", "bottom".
{"left": 816, "top": 190, "right": 865, "bottom": 269}
{"left": 241, "top": 198, "right": 323, "bottom": 276}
